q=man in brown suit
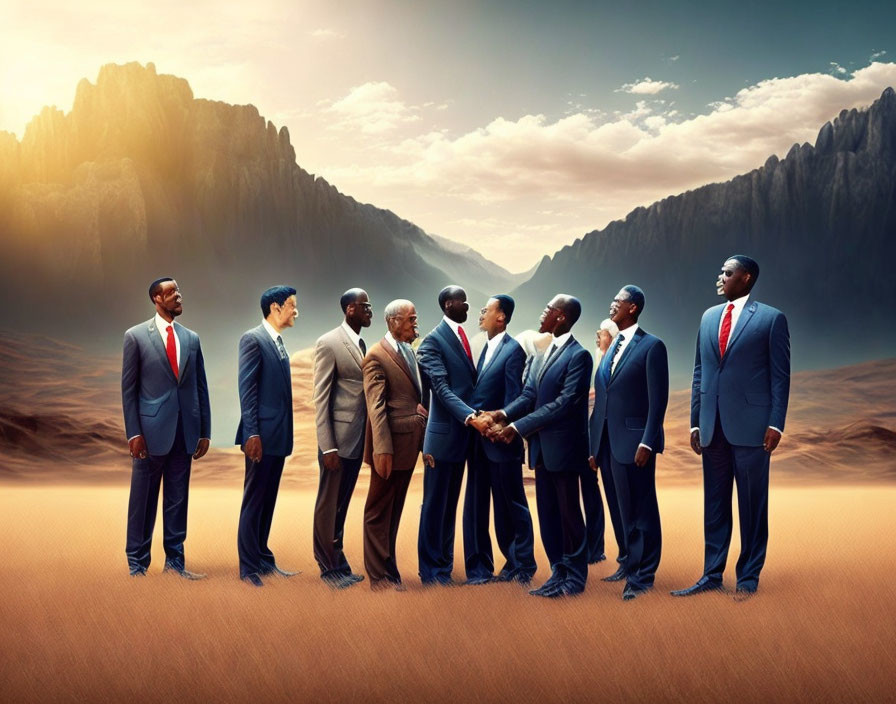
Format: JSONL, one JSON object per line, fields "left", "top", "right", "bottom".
{"left": 362, "top": 299, "right": 428, "bottom": 591}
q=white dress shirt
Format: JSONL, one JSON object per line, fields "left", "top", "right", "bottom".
{"left": 155, "top": 312, "right": 180, "bottom": 366}
{"left": 341, "top": 320, "right": 364, "bottom": 354}
{"left": 481, "top": 330, "right": 507, "bottom": 370}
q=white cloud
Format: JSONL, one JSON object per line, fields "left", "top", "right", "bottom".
{"left": 618, "top": 77, "right": 679, "bottom": 95}
{"left": 830, "top": 62, "right": 847, "bottom": 75}
{"left": 309, "top": 28, "right": 344, "bottom": 40}
{"left": 327, "top": 81, "right": 421, "bottom": 134}
{"left": 870, "top": 50, "right": 887, "bottom": 60}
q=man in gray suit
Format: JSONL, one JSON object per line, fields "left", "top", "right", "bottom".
{"left": 122, "top": 277, "right": 211, "bottom": 578}
{"left": 312, "top": 288, "right": 373, "bottom": 588}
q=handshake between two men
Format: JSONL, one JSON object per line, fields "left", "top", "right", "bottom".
{"left": 468, "top": 410, "right": 516, "bottom": 444}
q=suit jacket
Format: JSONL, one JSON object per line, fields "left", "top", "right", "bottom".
{"left": 417, "top": 320, "right": 477, "bottom": 463}
{"left": 312, "top": 325, "right": 367, "bottom": 459}
{"left": 691, "top": 297, "right": 790, "bottom": 447}
{"left": 121, "top": 318, "right": 211, "bottom": 456}
{"left": 362, "top": 338, "right": 427, "bottom": 472}
{"left": 503, "top": 336, "right": 593, "bottom": 472}
{"left": 469, "top": 334, "right": 526, "bottom": 463}
{"left": 235, "top": 325, "right": 294, "bottom": 457}
{"left": 589, "top": 327, "right": 669, "bottom": 464}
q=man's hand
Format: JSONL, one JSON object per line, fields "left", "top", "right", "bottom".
{"left": 129, "top": 435, "right": 148, "bottom": 460}
{"left": 468, "top": 414, "right": 492, "bottom": 435}
{"left": 763, "top": 427, "right": 782, "bottom": 454}
{"left": 193, "top": 438, "right": 210, "bottom": 460}
{"left": 423, "top": 453, "right": 435, "bottom": 468}
{"left": 374, "top": 453, "right": 393, "bottom": 479}
{"left": 690, "top": 429, "right": 702, "bottom": 455}
{"left": 416, "top": 403, "right": 429, "bottom": 419}
{"left": 322, "top": 452, "right": 343, "bottom": 471}
{"left": 244, "top": 436, "right": 263, "bottom": 464}
{"left": 634, "top": 446, "right": 652, "bottom": 468}
{"left": 492, "top": 425, "right": 517, "bottom": 444}
{"left": 588, "top": 455, "right": 598, "bottom": 473}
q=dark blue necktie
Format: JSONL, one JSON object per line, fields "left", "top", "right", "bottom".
{"left": 477, "top": 346, "right": 487, "bottom": 374}
{"left": 600, "top": 334, "right": 624, "bottom": 386}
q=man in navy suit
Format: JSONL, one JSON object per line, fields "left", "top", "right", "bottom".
{"left": 416, "top": 285, "right": 478, "bottom": 585}
{"left": 672, "top": 255, "right": 789, "bottom": 601}
{"left": 588, "top": 285, "right": 668, "bottom": 600}
{"left": 122, "top": 277, "right": 211, "bottom": 578}
{"left": 235, "top": 286, "right": 301, "bottom": 587}
{"left": 486, "top": 294, "right": 593, "bottom": 598}
{"left": 465, "top": 295, "right": 537, "bottom": 584}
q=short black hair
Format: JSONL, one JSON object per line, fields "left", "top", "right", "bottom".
{"left": 148, "top": 277, "right": 173, "bottom": 302}
{"left": 492, "top": 294, "right": 515, "bottom": 324}
{"left": 340, "top": 288, "right": 366, "bottom": 313}
{"left": 438, "top": 285, "right": 466, "bottom": 311}
{"left": 557, "top": 295, "right": 582, "bottom": 326}
{"left": 261, "top": 285, "right": 297, "bottom": 317}
{"left": 728, "top": 255, "right": 760, "bottom": 287}
{"left": 621, "top": 285, "right": 645, "bottom": 318}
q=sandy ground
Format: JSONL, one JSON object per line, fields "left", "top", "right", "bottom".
{"left": 2, "top": 482, "right": 895, "bottom": 703}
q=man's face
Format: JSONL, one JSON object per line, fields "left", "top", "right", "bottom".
{"left": 597, "top": 329, "right": 612, "bottom": 352}
{"left": 479, "top": 298, "right": 503, "bottom": 335}
{"left": 347, "top": 292, "right": 373, "bottom": 329}
{"left": 609, "top": 289, "right": 635, "bottom": 326}
{"left": 392, "top": 305, "right": 419, "bottom": 343}
{"left": 272, "top": 295, "right": 298, "bottom": 329}
{"left": 445, "top": 293, "right": 469, "bottom": 324}
{"left": 717, "top": 259, "right": 751, "bottom": 300}
{"left": 155, "top": 280, "right": 183, "bottom": 318}
{"left": 538, "top": 296, "right": 564, "bottom": 334}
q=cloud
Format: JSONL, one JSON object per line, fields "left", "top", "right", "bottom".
{"left": 870, "top": 50, "right": 887, "bottom": 60}
{"left": 666, "top": 55, "right": 680, "bottom": 62}
{"left": 829, "top": 62, "right": 847, "bottom": 75}
{"left": 326, "top": 81, "right": 421, "bottom": 134}
{"left": 309, "top": 28, "right": 344, "bottom": 40}
{"left": 618, "top": 77, "right": 679, "bottom": 95}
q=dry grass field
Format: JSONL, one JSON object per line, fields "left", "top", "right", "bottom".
{"left": 2, "top": 482, "right": 895, "bottom": 703}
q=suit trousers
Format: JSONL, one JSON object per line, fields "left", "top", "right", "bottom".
{"left": 364, "top": 468, "right": 414, "bottom": 587}
{"left": 313, "top": 451, "right": 363, "bottom": 579}
{"left": 417, "top": 459, "right": 465, "bottom": 583}
{"left": 126, "top": 417, "right": 191, "bottom": 573}
{"left": 702, "top": 414, "right": 770, "bottom": 589}
{"left": 463, "top": 439, "right": 536, "bottom": 581}
{"left": 579, "top": 465, "right": 606, "bottom": 563}
{"left": 534, "top": 466, "right": 588, "bottom": 591}
{"left": 606, "top": 438, "right": 662, "bottom": 591}
{"left": 237, "top": 453, "right": 285, "bottom": 578}
{"left": 596, "top": 432, "right": 629, "bottom": 566}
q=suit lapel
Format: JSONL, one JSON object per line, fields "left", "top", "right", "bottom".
{"left": 381, "top": 337, "right": 420, "bottom": 398}
{"left": 480, "top": 334, "right": 508, "bottom": 377}
{"left": 538, "top": 337, "right": 569, "bottom": 386}
{"left": 724, "top": 299, "right": 758, "bottom": 357}
{"left": 438, "top": 321, "right": 476, "bottom": 376}
{"left": 339, "top": 326, "right": 364, "bottom": 368}
{"left": 147, "top": 318, "right": 178, "bottom": 383}
{"left": 257, "top": 325, "right": 291, "bottom": 385}
{"left": 708, "top": 305, "right": 724, "bottom": 362}
{"left": 609, "top": 328, "right": 644, "bottom": 383}
{"left": 174, "top": 323, "right": 191, "bottom": 384}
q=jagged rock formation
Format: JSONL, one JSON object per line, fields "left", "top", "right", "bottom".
{"left": 514, "top": 88, "right": 896, "bottom": 377}
{"left": 0, "top": 62, "right": 516, "bottom": 346}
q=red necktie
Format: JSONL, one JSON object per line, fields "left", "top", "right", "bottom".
{"left": 166, "top": 325, "right": 179, "bottom": 379}
{"left": 718, "top": 303, "right": 735, "bottom": 357}
{"left": 457, "top": 326, "right": 473, "bottom": 362}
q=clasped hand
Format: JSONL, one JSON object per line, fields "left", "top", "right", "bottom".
{"left": 469, "top": 411, "right": 516, "bottom": 444}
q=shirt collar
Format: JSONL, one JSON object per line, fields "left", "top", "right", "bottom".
{"left": 615, "top": 323, "right": 639, "bottom": 340}
{"left": 384, "top": 331, "right": 399, "bottom": 351}
{"left": 261, "top": 319, "right": 281, "bottom": 342}
{"left": 341, "top": 320, "right": 362, "bottom": 346}
{"left": 551, "top": 331, "right": 572, "bottom": 350}
{"left": 727, "top": 294, "right": 750, "bottom": 313}
{"left": 487, "top": 330, "right": 506, "bottom": 350}
{"left": 442, "top": 315, "right": 464, "bottom": 336}
{"left": 155, "top": 312, "right": 175, "bottom": 332}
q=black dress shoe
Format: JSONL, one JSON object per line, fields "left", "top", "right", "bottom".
{"left": 602, "top": 565, "right": 627, "bottom": 582}
{"left": 324, "top": 575, "right": 359, "bottom": 590}
{"left": 164, "top": 564, "right": 207, "bottom": 580}
{"left": 264, "top": 565, "right": 301, "bottom": 577}
{"left": 241, "top": 573, "right": 264, "bottom": 587}
{"left": 465, "top": 576, "right": 495, "bottom": 586}
{"left": 344, "top": 573, "right": 365, "bottom": 584}
{"left": 670, "top": 577, "right": 724, "bottom": 597}
{"left": 589, "top": 553, "right": 607, "bottom": 564}
{"left": 733, "top": 585, "right": 757, "bottom": 602}
{"left": 622, "top": 584, "right": 653, "bottom": 601}
{"left": 129, "top": 569, "right": 147, "bottom": 577}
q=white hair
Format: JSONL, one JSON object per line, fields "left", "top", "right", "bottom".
{"left": 384, "top": 299, "right": 413, "bottom": 321}
{"left": 598, "top": 318, "right": 619, "bottom": 337}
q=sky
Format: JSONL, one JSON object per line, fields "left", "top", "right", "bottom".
{"left": 2, "top": 0, "right": 895, "bottom": 271}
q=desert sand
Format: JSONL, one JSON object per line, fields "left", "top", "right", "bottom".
{"left": 2, "top": 482, "right": 895, "bottom": 703}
